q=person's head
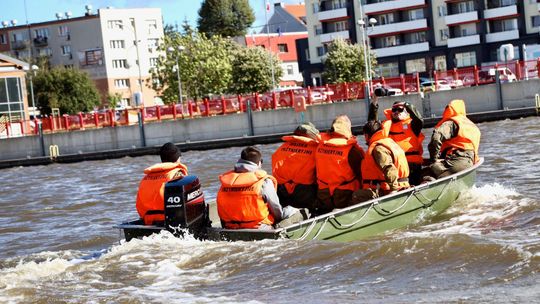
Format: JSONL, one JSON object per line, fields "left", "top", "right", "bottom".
{"left": 160, "top": 142, "right": 182, "bottom": 163}
{"left": 294, "top": 122, "right": 319, "bottom": 140}
{"left": 240, "top": 146, "right": 262, "bottom": 166}
{"left": 330, "top": 115, "right": 352, "bottom": 139}
{"left": 391, "top": 102, "right": 410, "bottom": 122}
{"left": 363, "top": 120, "right": 382, "bottom": 144}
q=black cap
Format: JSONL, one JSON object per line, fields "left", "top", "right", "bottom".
{"left": 160, "top": 142, "right": 181, "bottom": 163}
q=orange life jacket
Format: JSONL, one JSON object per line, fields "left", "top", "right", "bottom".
{"left": 383, "top": 109, "right": 425, "bottom": 164}
{"left": 436, "top": 99, "right": 481, "bottom": 163}
{"left": 315, "top": 133, "right": 362, "bottom": 195}
{"left": 272, "top": 135, "right": 318, "bottom": 194}
{"left": 136, "top": 162, "right": 188, "bottom": 225}
{"left": 217, "top": 169, "right": 276, "bottom": 229}
{"left": 362, "top": 130, "right": 410, "bottom": 191}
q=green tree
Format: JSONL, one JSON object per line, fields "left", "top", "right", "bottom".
{"left": 197, "top": 0, "right": 255, "bottom": 37}
{"left": 322, "top": 38, "right": 377, "bottom": 84}
{"left": 33, "top": 67, "right": 101, "bottom": 114}
{"left": 151, "top": 31, "right": 233, "bottom": 103}
{"left": 230, "top": 46, "right": 282, "bottom": 94}
{"left": 107, "top": 92, "right": 122, "bottom": 109}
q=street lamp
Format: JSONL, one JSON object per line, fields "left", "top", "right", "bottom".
{"left": 24, "top": 64, "right": 39, "bottom": 118}
{"left": 167, "top": 46, "right": 185, "bottom": 105}
{"left": 357, "top": 17, "right": 377, "bottom": 104}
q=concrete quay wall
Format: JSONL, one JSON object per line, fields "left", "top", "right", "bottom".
{"left": 1, "top": 79, "right": 538, "bottom": 162}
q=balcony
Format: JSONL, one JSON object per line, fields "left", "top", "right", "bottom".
{"left": 373, "top": 41, "right": 429, "bottom": 57}
{"left": 445, "top": 11, "right": 478, "bottom": 26}
{"left": 33, "top": 36, "right": 48, "bottom": 47}
{"left": 319, "top": 30, "right": 349, "bottom": 43}
{"left": 364, "top": 0, "right": 426, "bottom": 14}
{"left": 317, "top": 8, "right": 348, "bottom": 22}
{"left": 484, "top": 5, "right": 517, "bottom": 20}
{"left": 447, "top": 34, "right": 480, "bottom": 48}
{"left": 369, "top": 19, "right": 427, "bottom": 37}
{"left": 485, "top": 29, "right": 519, "bottom": 43}
{"left": 10, "top": 40, "right": 29, "bottom": 50}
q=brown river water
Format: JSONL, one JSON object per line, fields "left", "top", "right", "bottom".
{"left": 0, "top": 117, "right": 539, "bottom": 303}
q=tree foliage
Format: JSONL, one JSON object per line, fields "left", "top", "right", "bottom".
{"left": 322, "top": 38, "right": 377, "bottom": 84}
{"left": 230, "top": 46, "right": 282, "bottom": 94}
{"left": 197, "top": 0, "right": 255, "bottom": 37}
{"left": 151, "top": 31, "right": 233, "bottom": 103}
{"left": 33, "top": 68, "right": 100, "bottom": 115}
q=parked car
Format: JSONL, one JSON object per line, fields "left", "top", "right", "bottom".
{"left": 312, "top": 87, "right": 334, "bottom": 102}
{"left": 373, "top": 83, "right": 404, "bottom": 96}
{"left": 420, "top": 80, "right": 452, "bottom": 92}
{"left": 274, "top": 87, "right": 324, "bottom": 107}
{"left": 445, "top": 78, "right": 464, "bottom": 88}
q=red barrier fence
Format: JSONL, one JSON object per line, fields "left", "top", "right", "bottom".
{"left": 2, "top": 58, "right": 540, "bottom": 139}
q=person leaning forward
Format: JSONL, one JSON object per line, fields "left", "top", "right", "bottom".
{"left": 424, "top": 99, "right": 481, "bottom": 179}
{"left": 136, "top": 142, "right": 188, "bottom": 225}
{"left": 315, "top": 115, "right": 364, "bottom": 213}
{"left": 217, "top": 146, "right": 304, "bottom": 230}
{"left": 368, "top": 97, "right": 425, "bottom": 185}
{"left": 272, "top": 122, "right": 320, "bottom": 212}
{"left": 352, "top": 120, "right": 410, "bottom": 203}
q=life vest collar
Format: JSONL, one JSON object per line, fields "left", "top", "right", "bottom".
{"left": 219, "top": 169, "right": 267, "bottom": 187}
{"left": 282, "top": 135, "right": 318, "bottom": 145}
{"left": 144, "top": 162, "right": 187, "bottom": 174}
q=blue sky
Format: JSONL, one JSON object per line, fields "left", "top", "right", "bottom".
{"left": 1, "top": 0, "right": 303, "bottom": 31}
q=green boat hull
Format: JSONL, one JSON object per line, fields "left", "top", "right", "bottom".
{"left": 117, "top": 158, "right": 482, "bottom": 242}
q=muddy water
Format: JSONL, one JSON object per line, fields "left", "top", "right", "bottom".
{"left": 0, "top": 117, "right": 539, "bottom": 303}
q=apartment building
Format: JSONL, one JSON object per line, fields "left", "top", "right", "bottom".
{"left": 300, "top": 0, "right": 540, "bottom": 85}
{"left": 245, "top": 2, "right": 308, "bottom": 87}
{"left": 0, "top": 7, "right": 164, "bottom": 108}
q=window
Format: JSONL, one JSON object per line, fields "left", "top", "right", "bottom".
{"left": 501, "top": 19, "right": 517, "bottom": 31}
{"left": 317, "top": 45, "right": 328, "bottom": 57}
{"left": 81, "top": 49, "right": 103, "bottom": 66}
{"left": 0, "top": 77, "right": 24, "bottom": 120}
{"left": 435, "top": 55, "right": 447, "bottom": 71}
{"left": 437, "top": 5, "right": 447, "bottom": 17}
{"left": 440, "top": 29, "right": 449, "bottom": 41}
{"left": 38, "top": 48, "right": 52, "bottom": 57}
{"left": 532, "top": 16, "right": 540, "bottom": 27}
{"left": 64, "top": 64, "right": 74, "bottom": 69}
{"left": 147, "top": 38, "right": 159, "bottom": 49}
{"left": 405, "top": 58, "right": 426, "bottom": 74}
{"left": 305, "top": 48, "right": 310, "bottom": 61}
{"left": 331, "top": 0, "right": 346, "bottom": 9}
{"left": 335, "top": 21, "right": 348, "bottom": 32}
{"left": 312, "top": 3, "right": 319, "bottom": 13}
{"left": 457, "top": 1, "right": 474, "bottom": 14}
{"left": 455, "top": 51, "right": 476, "bottom": 67}
{"left": 0, "top": 34, "right": 6, "bottom": 44}
{"left": 112, "top": 59, "right": 128, "bottom": 69}
{"left": 149, "top": 57, "right": 158, "bottom": 67}
{"left": 34, "top": 28, "right": 49, "bottom": 38}
{"left": 408, "top": 9, "right": 424, "bottom": 21}
{"left": 114, "top": 79, "right": 130, "bottom": 88}
{"left": 286, "top": 65, "right": 294, "bottom": 75}
{"left": 278, "top": 44, "right": 288, "bottom": 52}
{"left": 314, "top": 25, "right": 323, "bottom": 35}
{"left": 377, "top": 13, "right": 394, "bottom": 25}
{"left": 58, "top": 26, "right": 69, "bottom": 36}
{"left": 381, "top": 36, "right": 400, "bottom": 47}
{"left": 12, "top": 32, "right": 27, "bottom": 42}
{"left": 120, "top": 98, "right": 130, "bottom": 108}
{"left": 107, "top": 20, "right": 123, "bottom": 29}
{"left": 110, "top": 40, "right": 125, "bottom": 49}
{"left": 377, "top": 62, "right": 399, "bottom": 77}
{"left": 61, "top": 45, "right": 71, "bottom": 56}
{"left": 146, "top": 19, "right": 157, "bottom": 33}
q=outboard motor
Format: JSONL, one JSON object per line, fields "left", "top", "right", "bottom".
{"left": 164, "top": 175, "right": 209, "bottom": 238}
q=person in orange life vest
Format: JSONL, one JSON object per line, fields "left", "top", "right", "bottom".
{"left": 368, "top": 97, "right": 424, "bottom": 185}
{"left": 272, "top": 122, "right": 320, "bottom": 212}
{"left": 352, "top": 120, "right": 410, "bottom": 203}
{"left": 315, "top": 115, "right": 364, "bottom": 213}
{"left": 217, "top": 146, "right": 302, "bottom": 230}
{"left": 136, "top": 142, "right": 188, "bottom": 225}
{"left": 424, "top": 99, "right": 481, "bottom": 179}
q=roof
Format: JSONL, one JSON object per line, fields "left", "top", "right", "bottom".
{"left": 0, "top": 53, "right": 29, "bottom": 70}
{"left": 284, "top": 4, "right": 306, "bottom": 24}
{"left": 260, "top": 3, "right": 307, "bottom": 34}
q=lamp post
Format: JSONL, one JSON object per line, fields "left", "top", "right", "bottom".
{"left": 357, "top": 17, "right": 377, "bottom": 104}
{"left": 27, "top": 64, "right": 38, "bottom": 118}
{"left": 167, "top": 46, "right": 185, "bottom": 105}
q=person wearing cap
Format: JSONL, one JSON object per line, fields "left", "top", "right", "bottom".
{"left": 315, "top": 115, "right": 364, "bottom": 213}
{"left": 272, "top": 122, "right": 320, "bottom": 212}
{"left": 424, "top": 99, "right": 480, "bottom": 179}
{"left": 368, "top": 97, "right": 424, "bottom": 185}
{"left": 352, "top": 120, "right": 410, "bottom": 203}
{"left": 217, "top": 146, "right": 303, "bottom": 229}
{"left": 136, "top": 142, "right": 188, "bottom": 225}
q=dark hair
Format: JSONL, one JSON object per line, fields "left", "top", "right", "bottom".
{"left": 240, "top": 146, "right": 262, "bottom": 164}
{"left": 363, "top": 120, "right": 382, "bottom": 138}
{"left": 160, "top": 142, "right": 182, "bottom": 163}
